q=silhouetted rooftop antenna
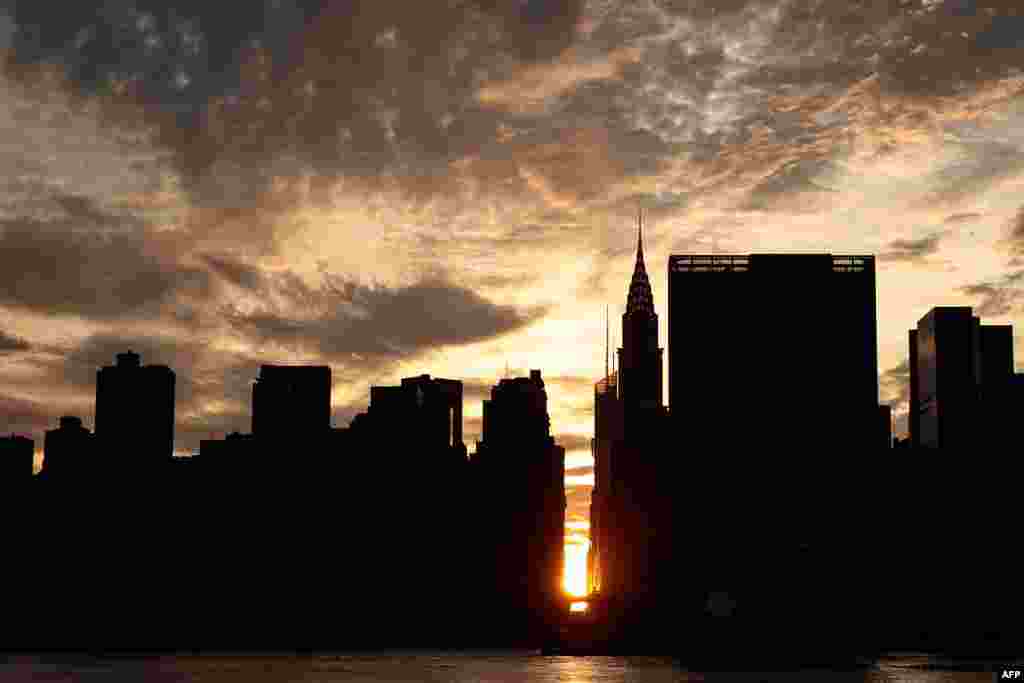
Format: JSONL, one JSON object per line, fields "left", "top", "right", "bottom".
{"left": 612, "top": 326, "right": 617, "bottom": 376}
{"left": 605, "top": 304, "right": 609, "bottom": 380}
{"left": 638, "top": 206, "right": 644, "bottom": 259}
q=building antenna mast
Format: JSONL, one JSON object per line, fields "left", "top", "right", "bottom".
{"left": 639, "top": 206, "right": 643, "bottom": 253}
{"left": 605, "top": 304, "right": 610, "bottom": 381}
{"left": 612, "top": 326, "right": 616, "bottom": 376}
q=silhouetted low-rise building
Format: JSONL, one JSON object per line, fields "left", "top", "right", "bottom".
{"left": 358, "top": 374, "right": 468, "bottom": 464}
{"left": 0, "top": 434, "right": 34, "bottom": 484}
{"left": 199, "top": 432, "right": 258, "bottom": 465}
{"left": 43, "top": 416, "right": 95, "bottom": 480}
{"left": 252, "top": 365, "right": 332, "bottom": 440}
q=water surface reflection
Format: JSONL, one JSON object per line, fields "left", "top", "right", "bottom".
{"left": 2, "top": 653, "right": 1018, "bottom": 682}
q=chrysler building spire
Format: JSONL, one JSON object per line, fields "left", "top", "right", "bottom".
{"left": 625, "top": 208, "right": 654, "bottom": 317}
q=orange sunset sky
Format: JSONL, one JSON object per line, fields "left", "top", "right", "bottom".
{"left": 3, "top": 1, "right": 1024, "bottom": 563}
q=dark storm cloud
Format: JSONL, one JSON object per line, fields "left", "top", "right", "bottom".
{"left": 0, "top": 331, "right": 30, "bottom": 352}
{"left": 212, "top": 255, "right": 548, "bottom": 360}
{"left": 879, "top": 232, "right": 947, "bottom": 263}
{"left": 756, "top": 0, "right": 1024, "bottom": 97}
{"left": 959, "top": 271, "right": 1024, "bottom": 317}
{"left": 0, "top": 193, "right": 210, "bottom": 319}
{"left": 4, "top": 0, "right": 584, "bottom": 215}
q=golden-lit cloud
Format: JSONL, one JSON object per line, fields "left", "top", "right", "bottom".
{"left": 477, "top": 46, "right": 642, "bottom": 114}
{"left": 565, "top": 471, "right": 595, "bottom": 487}
{"left": 4, "top": 0, "right": 1024, "bottom": 516}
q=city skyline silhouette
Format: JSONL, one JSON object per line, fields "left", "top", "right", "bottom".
{"left": 5, "top": 232, "right": 1024, "bottom": 654}
{"left": 4, "top": 0, "right": 1024, "bottom": 547}
{"left": 3, "top": 0, "right": 1024, "bottom": 663}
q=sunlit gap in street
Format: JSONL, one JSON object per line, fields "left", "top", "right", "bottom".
{"left": 564, "top": 535, "right": 590, "bottom": 598}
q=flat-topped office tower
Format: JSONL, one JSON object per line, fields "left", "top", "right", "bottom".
{"left": 252, "top": 364, "right": 332, "bottom": 439}
{"left": 667, "top": 254, "right": 879, "bottom": 453}
{"left": 95, "top": 351, "right": 175, "bottom": 467}
{"left": 909, "top": 306, "right": 1019, "bottom": 449}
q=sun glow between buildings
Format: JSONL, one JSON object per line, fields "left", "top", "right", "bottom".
{"left": 563, "top": 535, "right": 590, "bottom": 597}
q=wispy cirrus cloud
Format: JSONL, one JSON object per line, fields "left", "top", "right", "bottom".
{"left": 4, "top": 0, "right": 1024, "bottom": 524}
{"left": 879, "top": 232, "right": 947, "bottom": 263}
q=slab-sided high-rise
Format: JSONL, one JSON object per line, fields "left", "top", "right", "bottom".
{"left": 909, "top": 307, "right": 1016, "bottom": 449}
{"left": 95, "top": 351, "right": 176, "bottom": 465}
{"left": 590, "top": 211, "right": 670, "bottom": 614}
{"left": 667, "top": 254, "right": 879, "bottom": 451}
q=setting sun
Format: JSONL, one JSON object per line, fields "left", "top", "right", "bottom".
{"left": 563, "top": 536, "right": 590, "bottom": 597}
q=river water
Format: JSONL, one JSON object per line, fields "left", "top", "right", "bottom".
{"left": 2, "top": 653, "right": 1018, "bottom": 682}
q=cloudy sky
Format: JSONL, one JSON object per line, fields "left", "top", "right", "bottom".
{"left": 2, "top": 0, "right": 1024, "bottom": 545}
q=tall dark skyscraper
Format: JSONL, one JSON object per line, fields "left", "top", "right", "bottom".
{"left": 909, "top": 328, "right": 920, "bottom": 448}
{"left": 252, "top": 365, "right": 332, "bottom": 439}
{"left": 616, "top": 212, "right": 664, "bottom": 432}
{"left": 913, "top": 308, "right": 980, "bottom": 448}
{"left": 590, "top": 212, "right": 670, "bottom": 613}
{"left": 95, "top": 351, "right": 176, "bottom": 464}
{"left": 474, "top": 370, "right": 566, "bottom": 615}
{"left": 589, "top": 367, "right": 620, "bottom": 596}
{"left": 909, "top": 307, "right": 1016, "bottom": 448}
{"left": 667, "top": 254, "right": 878, "bottom": 450}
